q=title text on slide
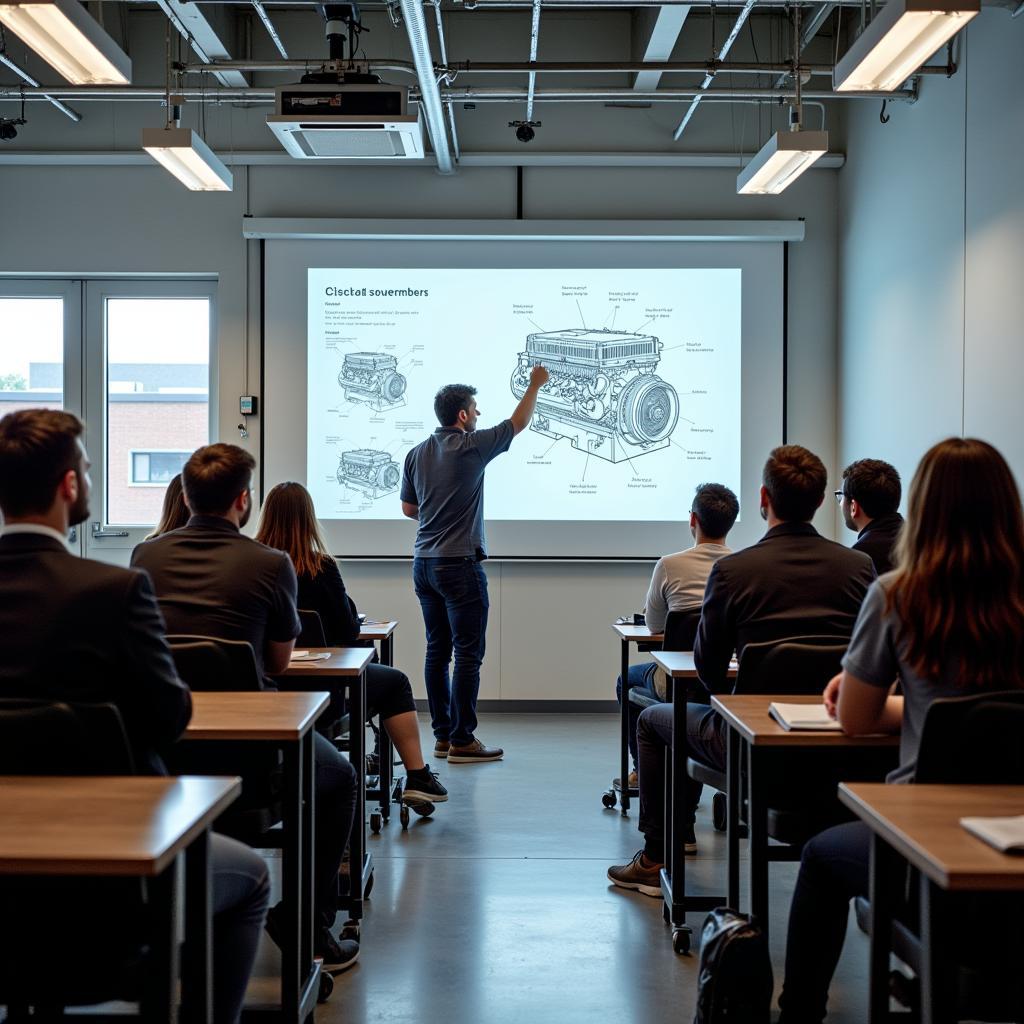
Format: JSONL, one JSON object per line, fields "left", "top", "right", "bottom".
{"left": 325, "top": 287, "right": 429, "bottom": 298}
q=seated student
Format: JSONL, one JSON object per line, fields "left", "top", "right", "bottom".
{"left": 131, "top": 443, "right": 359, "bottom": 972}
{"left": 837, "top": 458, "right": 904, "bottom": 574}
{"left": 256, "top": 481, "right": 447, "bottom": 805}
{"left": 0, "top": 410, "right": 269, "bottom": 1024}
{"left": 146, "top": 472, "right": 189, "bottom": 540}
{"left": 614, "top": 482, "right": 738, "bottom": 785}
{"left": 608, "top": 445, "right": 875, "bottom": 894}
{"left": 777, "top": 438, "right": 1024, "bottom": 1023}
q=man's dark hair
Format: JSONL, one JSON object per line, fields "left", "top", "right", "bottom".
{"left": 692, "top": 483, "right": 739, "bottom": 539}
{"left": 841, "top": 459, "right": 901, "bottom": 518}
{"left": 0, "top": 409, "right": 84, "bottom": 518}
{"left": 762, "top": 445, "right": 828, "bottom": 523}
{"left": 182, "top": 443, "right": 256, "bottom": 516}
{"left": 434, "top": 384, "right": 477, "bottom": 427}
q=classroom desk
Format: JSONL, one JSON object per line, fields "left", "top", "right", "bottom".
{"left": 281, "top": 648, "right": 376, "bottom": 918}
{"left": 713, "top": 695, "right": 899, "bottom": 939}
{"left": 183, "top": 690, "right": 329, "bottom": 1023}
{"left": 840, "top": 783, "right": 1024, "bottom": 1024}
{"left": 358, "top": 619, "right": 397, "bottom": 668}
{"left": 609, "top": 623, "right": 664, "bottom": 814}
{"left": 0, "top": 774, "right": 240, "bottom": 1024}
{"left": 650, "top": 651, "right": 735, "bottom": 952}
{"left": 357, "top": 621, "right": 400, "bottom": 826}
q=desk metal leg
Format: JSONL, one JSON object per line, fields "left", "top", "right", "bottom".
{"left": 747, "top": 744, "right": 770, "bottom": 936}
{"left": 347, "top": 667, "right": 369, "bottom": 920}
{"left": 281, "top": 739, "right": 303, "bottom": 1017}
{"left": 619, "top": 638, "right": 631, "bottom": 814}
{"left": 919, "top": 875, "right": 956, "bottom": 1024}
{"left": 141, "top": 855, "right": 179, "bottom": 1024}
{"left": 667, "top": 677, "right": 687, "bottom": 928}
{"left": 726, "top": 728, "right": 741, "bottom": 910}
{"left": 381, "top": 634, "right": 394, "bottom": 668}
{"left": 182, "top": 829, "right": 213, "bottom": 1024}
{"left": 867, "top": 832, "right": 897, "bottom": 1024}
{"left": 300, "top": 731, "right": 315, "bottom": 974}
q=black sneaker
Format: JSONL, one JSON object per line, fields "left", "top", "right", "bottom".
{"left": 403, "top": 768, "right": 448, "bottom": 803}
{"left": 684, "top": 824, "right": 697, "bottom": 855}
{"left": 315, "top": 927, "right": 360, "bottom": 973}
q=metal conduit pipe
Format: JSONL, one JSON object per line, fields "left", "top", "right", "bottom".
{"left": 429, "top": 0, "right": 461, "bottom": 161}
{"left": 251, "top": 0, "right": 289, "bottom": 58}
{"left": 399, "top": 0, "right": 455, "bottom": 172}
{"left": 0, "top": 52, "right": 82, "bottom": 122}
{"left": 526, "top": 0, "right": 541, "bottom": 121}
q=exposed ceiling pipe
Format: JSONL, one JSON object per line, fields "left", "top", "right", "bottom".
{"left": 429, "top": 0, "right": 461, "bottom": 162}
{"left": 0, "top": 52, "right": 82, "bottom": 122}
{"left": 774, "top": 2, "right": 835, "bottom": 89}
{"left": 398, "top": 0, "right": 455, "bottom": 172}
{"left": 672, "top": 0, "right": 755, "bottom": 140}
{"left": 252, "top": 0, "right": 289, "bottom": 57}
{"left": 526, "top": 0, "right": 541, "bottom": 121}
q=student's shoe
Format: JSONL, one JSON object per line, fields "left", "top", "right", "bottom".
{"left": 433, "top": 739, "right": 450, "bottom": 759}
{"left": 403, "top": 768, "right": 448, "bottom": 803}
{"left": 684, "top": 824, "right": 698, "bottom": 855}
{"left": 315, "top": 928, "right": 360, "bottom": 973}
{"left": 613, "top": 770, "right": 639, "bottom": 790}
{"left": 447, "top": 738, "right": 504, "bottom": 763}
{"left": 607, "top": 850, "right": 663, "bottom": 897}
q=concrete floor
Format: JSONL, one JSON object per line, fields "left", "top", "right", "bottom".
{"left": 301, "top": 713, "right": 871, "bottom": 1024}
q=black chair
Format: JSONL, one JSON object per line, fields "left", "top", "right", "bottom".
{"left": 166, "top": 634, "right": 265, "bottom": 692}
{"left": 627, "top": 608, "right": 703, "bottom": 714}
{"left": 297, "top": 608, "right": 328, "bottom": 648}
{"left": 0, "top": 700, "right": 144, "bottom": 1016}
{"left": 688, "top": 635, "right": 849, "bottom": 833}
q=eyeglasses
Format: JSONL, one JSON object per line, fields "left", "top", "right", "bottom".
{"left": 834, "top": 490, "right": 847, "bottom": 505}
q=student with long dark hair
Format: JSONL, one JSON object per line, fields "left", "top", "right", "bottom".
{"left": 777, "top": 438, "right": 1024, "bottom": 1023}
{"left": 146, "top": 473, "right": 189, "bottom": 539}
{"left": 256, "top": 482, "right": 448, "bottom": 806}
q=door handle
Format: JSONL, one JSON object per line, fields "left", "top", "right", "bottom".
{"left": 68, "top": 526, "right": 77, "bottom": 544}
{"left": 91, "top": 522, "right": 130, "bottom": 539}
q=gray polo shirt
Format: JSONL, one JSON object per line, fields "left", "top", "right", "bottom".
{"left": 401, "top": 420, "right": 515, "bottom": 558}
{"left": 643, "top": 542, "right": 732, "bottom": 633}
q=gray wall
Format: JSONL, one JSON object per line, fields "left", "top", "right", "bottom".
{"left": 837, "top": 9, "right": 1024, "bottom": 493}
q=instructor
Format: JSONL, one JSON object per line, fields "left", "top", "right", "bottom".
{"left": 401, "top": 366, "right": 550, "bottom": 763}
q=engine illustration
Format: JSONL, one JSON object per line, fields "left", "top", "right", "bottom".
{"left": 338, "top": 352, "right": 407, "bottom": 411}
{"left": 336, "top": 449, "right": 401, "bottom": 500}
{"left": 510, "top": 329, "right": 680, "bottom": 463}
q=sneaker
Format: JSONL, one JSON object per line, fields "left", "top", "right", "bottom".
{"left": 403, "top": 768, "right": 448, "bottom": 803}
{"left": 315, "top": 927, "right": 360, "bottom": 973}
{"left": 433, "top": 739, "right": 450, "bottom": 759}
{"left": 613, "top": 770, "right": 639, "bottom": 790}
{"left": 607, "top": 850, "right": 663, "bottom": 897}
{"left": 684, "top": 824, "right": 698, "bottom": 855}
{"left": 447, "top": 738, "right": 504, "bottom": 764}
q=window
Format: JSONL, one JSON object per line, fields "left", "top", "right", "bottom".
{"left": 0, "top": 296, "right": 65, "bottom": 414}
{"left": 131, "top": 450, "right": 190, "bottom": 486}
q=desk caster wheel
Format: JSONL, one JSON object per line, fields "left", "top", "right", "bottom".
{"left": 602, "top": 791, "right": 617, "bottom": 809}
{"left": 672, "top": 928, "right": 691, "bottom": 955}
{"left": 712, "top": 792, "right": 728, "bottom": 832}
{"left": 370, "top": 811, "right": 383, "bottom": 834}
{"left": 400, "top": 804, "right": 410, "bottom": 829}
{"left": 363, "top": 870, "right": 374, "bottom": 899}
{"left": 317, "top": 971, "right": 334, "bottom": 1003}
{"left": 340, "top": 919, "right": 360, "bottom": 942}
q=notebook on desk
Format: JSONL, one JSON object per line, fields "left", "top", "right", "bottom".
{"left": 289, "top": 650, "right": 332, "bottom": 663}
{"left": 768, "top": 702, "right": 842, "bottom": 732}
{"left": 960, "top": 815, "right": 1024, "bottom": 854}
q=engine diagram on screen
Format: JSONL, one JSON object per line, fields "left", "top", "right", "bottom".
{"left": 510, "top": 328, "right": 680, "bottom": 463}
{"left": 338, "top": 352, "right": 407, "bottom": 411}
{"left": 336, "top": 449, "right": 401, "bottom": 499}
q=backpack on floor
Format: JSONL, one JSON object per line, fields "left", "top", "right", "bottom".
{"left": 693, "top": 908, "right": 774, "bottom": 1024}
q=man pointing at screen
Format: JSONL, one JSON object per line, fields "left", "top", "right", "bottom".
{"left": 401, "top": 365, "right": 549, "bottom": 763}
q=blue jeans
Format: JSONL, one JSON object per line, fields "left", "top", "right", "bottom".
{"left": 413, "top": 557, "right": 489, "bottom": 747}
{"left": 615, "top": 662, "right": 659, "bottom": 768}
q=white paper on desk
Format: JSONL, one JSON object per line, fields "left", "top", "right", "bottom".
{"left": 289, "top": 651, "right": 331, "bottom": 663}
{"left": 768, "top": 702, "right": 842, "bottom": 731}
{"left": 960, "top": 815, "right": 1024, "bottom": 854}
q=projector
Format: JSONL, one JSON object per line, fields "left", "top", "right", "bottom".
{"left": 267, "top": 83, "right": 424, "bottom": 160}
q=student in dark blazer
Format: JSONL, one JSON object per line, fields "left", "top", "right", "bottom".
{"left": 838, "top": 458, "right": 904, "bottom": 575}
{"left": 0, "top": 409, "right": 269, "bottom": 1024}
{"left": 608, "top": 445, "right": 876, "bottom": 896}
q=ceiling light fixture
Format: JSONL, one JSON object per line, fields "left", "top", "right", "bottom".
{"left": 142, "top": 125, "right": 233, "bottom": 192}
{"left": 0, "top": 0, "right": 130, "bottom": 85}
{"left": 833, "top": 0, "right": 979, "bottom": 93}
{"left": 737, "top": 127, "right": 829, "bottom": 195}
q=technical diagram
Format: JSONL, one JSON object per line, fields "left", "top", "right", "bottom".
{"left": 510, "top": 329, "right": 680, "bottom": 463}
{"left": 338, "top": 352, "right": 407, "bottom": 411}
{"left": 337, "top": 449, "right": 401, "bottom": 499}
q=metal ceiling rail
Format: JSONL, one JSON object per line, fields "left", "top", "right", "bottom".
{"left": 0, "top": 52, "right": 82, "bottom": 122}
{"left": 251, "top": 0, "right": 289, "bottom": 57}
{"left": 526, "top": 0, "right": 542, "bottom": 121}
{"left": 399, "top": 0, "right": 455, "bottom": 171}
{"left": 429, "top": 0, "right": 461, "bottom": 160}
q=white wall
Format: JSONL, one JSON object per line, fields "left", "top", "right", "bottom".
{"left": 837, "top": 10, "right": 1024, "bottom": 493}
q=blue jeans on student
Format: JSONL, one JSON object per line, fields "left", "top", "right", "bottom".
{"left": 615, "top": 662, "right": 659, "bottom": 769}
{"left": 413, "top": 556, "right": 489, "bottom": 747}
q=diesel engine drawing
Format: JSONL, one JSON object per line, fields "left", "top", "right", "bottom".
{"left": 510, "top": 329, "right": 680, "bottom": 463}
{"left": 338, "top": 352, "right": 407, "bottom": 411}
{"left": 336, "top": 449, "right": 401, "bottom": 500}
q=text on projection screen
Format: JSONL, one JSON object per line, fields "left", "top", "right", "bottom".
{"left": 307, "top": 268, "right": 741, "bottom": 523}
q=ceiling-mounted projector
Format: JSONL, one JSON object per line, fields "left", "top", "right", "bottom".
{"left": 267, "top": 83, "right": 424, "bottom": 160}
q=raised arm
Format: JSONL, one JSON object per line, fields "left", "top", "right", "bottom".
{"left": 509, "top": 364, "right": 550, "bottom": 435}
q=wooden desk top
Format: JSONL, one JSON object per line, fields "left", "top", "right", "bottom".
{"left": 712, "top": 694, "right": 900, "bottom": 748}
{"left": 652, "top": 651, "right": 738, "bottom": 680}
{"left": 183, "top": 691, "right": 330, "bottom": 742}
{"left": 358, "top": 620, "right": 398, "bottom": 641}
{"left": 611, "top": 623, "right": 664, "bottom": 644}
{"left": 840, "top": 783, "right": 1024, "bottom": 891}
{"left": 0, "top": 775, "right": 240, "bottom": 877}
{"left": 281, "top": 647, "right": 375, "bottom": 678}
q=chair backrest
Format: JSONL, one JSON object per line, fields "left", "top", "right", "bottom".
{"left": 0, "top": 698, "right": 136, "bottom": 775}
{"left": 662, "top": 608, "right": 701, "bottom": 652}
{"left": 166, "top": 635, "right": 263, "bottom": 692}
{"left": 915, "top": 690, "right": 1024, "bottom": 784}
{"left": 297, "top": 608, "right": 327, "bottom": 648}
{"left": 735, "top": 635, "right": 849, "bottom": 696}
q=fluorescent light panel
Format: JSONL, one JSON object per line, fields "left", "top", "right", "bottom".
{"left": 142, "top": 127, "right": 233, "bottom": 192}
{"left": 737, "top": 130, "right": 829, "bottom": 195}
{"left": 833, "top": 0, "right": 979, "bottom": 93}
{"left": 0, "top": 0, "right": 130, "bottom": 85}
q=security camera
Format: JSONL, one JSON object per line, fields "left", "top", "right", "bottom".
{"left": 509, "top": 119, "right": 541, "bottom": 144}
{"left": 0, "top": 121, "right": 18, "bottom": 142}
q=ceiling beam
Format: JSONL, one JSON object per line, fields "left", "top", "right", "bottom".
{"left": 153, "top": 0, "right": 249, "bottom": 87}
{"left": 632, "top": 5, "right": 691, "bottom": 91}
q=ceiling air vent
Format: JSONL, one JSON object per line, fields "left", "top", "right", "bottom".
{"left": 266, "top": 83, "right": 424, "bottom": 161}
